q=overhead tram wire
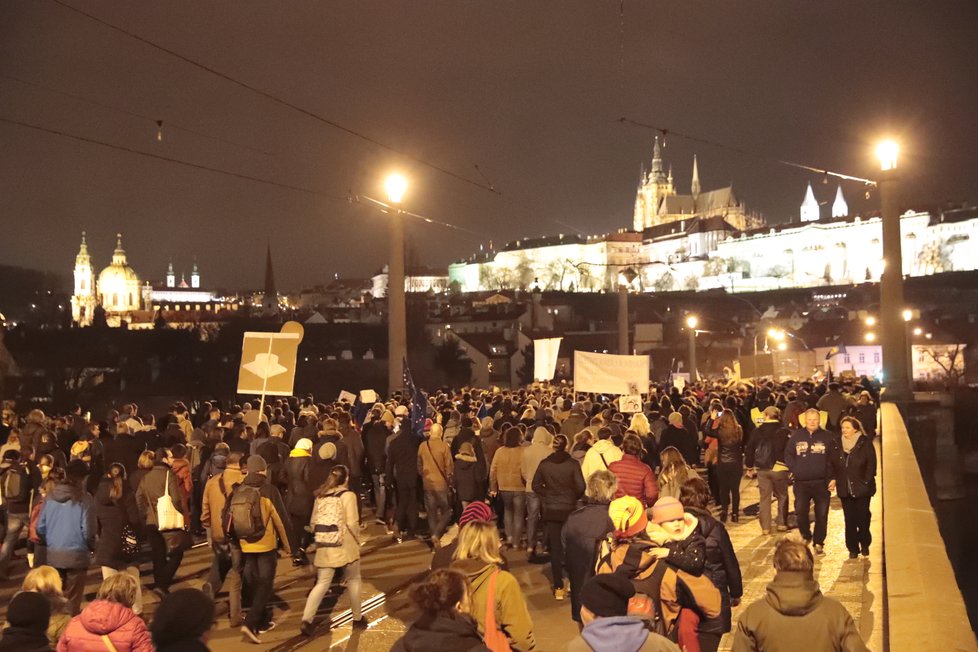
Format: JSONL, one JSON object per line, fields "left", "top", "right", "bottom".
{"left": 356, "top": 194, "right": 489, "bottom": 240}
{"left": 50, "top": 0, "right": 500, "bottom": 196}
{"left": 1, "top": 72, "right": 274, "bottom": 156}
{"left": 618, "top": 116, "right": 878, "bottom": 186}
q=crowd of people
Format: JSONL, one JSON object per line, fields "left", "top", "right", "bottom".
{"left": 0, "top": 375, "right": 880, "bottom": 651}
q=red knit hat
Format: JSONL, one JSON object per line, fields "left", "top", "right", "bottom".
{"left": 458, "top": 501, "right": 494, "bottom": 528}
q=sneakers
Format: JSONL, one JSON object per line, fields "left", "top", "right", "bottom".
{"left": 258, "top": 621, "right": 277, "bottom": 635}
{"left": 776, "top": 525, "right": 788, "bottom": 532}
{"left": 351, "top": 616, "right": 370, "bottom": 629}
{"left": 300, "top": 621, "right": 315, "bottom": 637}
{"left": 554, "top": 587, "right": 567, "bottom": 601}
{"left": 241, "top": 625, "right": 262, "bottom": 644}
{"left": 814, "top": 544, "right": 825, "bottom": 555}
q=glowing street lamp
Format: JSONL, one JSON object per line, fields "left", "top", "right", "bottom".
{"left": 865, "top": 332, "right": 877, "bottom": 343}
{"left": 902, "top": 308, "right": 913, "bottom": 322}
{"left": 876, "top": 140, "right": 899, "bottom": 172}
{"left": 617, "top": 267, "right": 638, "bottom": 354}
{"left": 686, "top": 315, "right": 698, "bottom": 382}
{"left": 913, "top": 327, "right": 923, "bottom": 336}
{"left": 865, "top": 316, "right": 877, "bottom": 327}
{"left": 777, "top": 341, "right": 788, "bottom": 351}
{"left": 385, "top": 172, "right": 409, "bottom": 392}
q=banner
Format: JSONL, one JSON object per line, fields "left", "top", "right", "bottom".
{"left": 533, "top": 337, "right": 563, "bottom": 381}
{"left": 573, "top": 351, "right": 650, "bottom": 395}
{"left": 237, "top": 322, "right": 304, "bottom": 397}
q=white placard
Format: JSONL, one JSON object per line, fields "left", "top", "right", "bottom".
{"left": 359, "top": 389, "right": 378, "bottom": 404}
{"left": 619, "top": 395, "right": 643, "bottom": 413}
{"left": 573, "top": 351, "right": 650, "bottom": 395}
{"left": 672, "top": 373, "right": 689, "bottom": 392}
{"left": 533, "top": 337, "right": 563, "bottom": 381}
{"left": 337, "top": 390, "right": 357, "bottom": 404}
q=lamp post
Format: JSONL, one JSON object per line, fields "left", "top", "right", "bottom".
{"left": 876, "top": 140, "right": 911, "bottom": 400}
{"left": 686, "top": 315, "right": 698, "bottom": 382}
{"left": 385, "top": 173, "right": 408, "bottom": 394}
{"left": 617, "top": 267, "right": 638, "bottom": 355}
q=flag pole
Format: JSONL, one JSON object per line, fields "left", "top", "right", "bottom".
{"left": 257, "top": 336, "right": 274, "bottom": 423}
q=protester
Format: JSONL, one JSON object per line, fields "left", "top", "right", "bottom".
{"left": 581, "top": 427, "right": 623, "bottom": 487}
{"left": 745, "top": 407, "right": 791, "bottom": 534}
{"left": 57, "top": 573, "right": 152, "bottom": 652}
{"left": 732, "top": 537, "right": 868, "bottom": 651}
{"left": 607, "top": 434, "right": 659, "bottom": 507}
{"left": 531, "top": 433, "right": 585, "bottom": 599}
{"left": 430, "top": 501, "right": 499, "bottom": 571}
{"left": 135, "top": 448, "right": 187, "bottom": 597}
{"left": 714, "top": 411, "right": 745, "bottom": 523}
{"left": 521, "top": 426, "right": 553, "bottom": 555}
{"left": 200, "top": 451, "right": 245, "bottom": 626}
{"left": 151, "top": 588, "right": 215, "bottom": 652}
{"left": 849, "top": 392, "right": 877, "bottom": 439}
{"left": 387, "top": 419, "right": 422, "bottom": 542}
{"left": 833, "top": 416, "right": 877, "bottom": 559}
{"left": 0, "top": 449, "right": 42, "bottom": 579}
{"left": 94, "top": 463, "right": 143, "bottom": 615}
{"left": 363, "top": 408, "right": 392, "bottom": 525}
{"left": 21, "top": 566, "right": 71, "bottom": 647}
{"left": 659, "top": 413, "right": 699, "bottom": 469}
{"left": 784, "top": 409, "right": 839, "bottom": 555}
{"left": 454, "top": 441, "right": 487, "bottom": 507}
{"left": 419, "top": 423, "right": 455, "bottom": 545}
{"left": 284, "top": 438, "right": 315, "bottom": 565}
{"left": 0, "top": 591, "right": 53, "bottom": 652}
{"left": 392, "top": 568, "right": 489, "bottom": 651}
{"left": 489, "top": 427, "right": 527, "bottom": 548}
{"left": 657, "top": 446, "right": 701, "bottom": 499}
{"left": 562, "top": 470, "right": 616, "bottom": 624}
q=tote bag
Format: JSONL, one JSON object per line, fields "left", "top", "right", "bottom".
{"left": 156, "top": 470, "right": 185, "bottom": 531}
{"left": 484, "top": 569, "right": 512, "bottom": 652}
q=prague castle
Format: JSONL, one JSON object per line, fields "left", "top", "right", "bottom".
{"left": 449, "top": 140, "right": 978, "bottom": 294}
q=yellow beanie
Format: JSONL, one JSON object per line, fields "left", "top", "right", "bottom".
{"left": 608, "top": 496, "right": 648, "bottom": 539}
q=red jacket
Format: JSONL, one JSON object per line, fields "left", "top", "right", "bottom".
{"left": 608, "top": 454, "right": 659, "bottom": 507}
{"left": 57, "top": 600, "right": 153, "bottom": 652}
{"left": 170, "top": 458, "right": 194, "bottom": 500}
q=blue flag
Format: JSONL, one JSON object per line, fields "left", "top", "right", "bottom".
{"left": 402, "top": 357, "right": 427, "bottom": 439}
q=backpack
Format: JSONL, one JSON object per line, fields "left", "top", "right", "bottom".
{"left": 311, "top": 491, "right": 349, "bottom": 547}
{"left": 187, "top": 443, "right": 204, "bottom": 476}
{"left": 595, "top": 538, "right": 673, "bottom": 639}
{"left": 1, "top": 464, "right": 31, "bottom": 504}
{"left": 224, "top": 484, "right": 266, "bottom": 543}
{"left": 752, "top": 435, "right": 775, "bottom": 470}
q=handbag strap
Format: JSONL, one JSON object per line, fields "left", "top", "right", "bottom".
{"left": 426, "top": 441, "right": 450, "bottom": 484}
{"left": 101, "top": 634, "right": 120, "bottom": 652}
{"left": 485, "top": 568, "right": 500, "bottom": 637}
{"left": 163, "top": 469, "right": 170, "bottom": 499}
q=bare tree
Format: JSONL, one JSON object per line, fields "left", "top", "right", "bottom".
{"left": 921, "top": 344, "right": 965, "bottom": 388}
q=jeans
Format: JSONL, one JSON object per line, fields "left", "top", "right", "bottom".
{"left": 205, "top": 540, "right": 243, "bottom": 624}
{"left": 394, "top": 483, "right": 419, "bottom": 536}
{"left": 0, "top": 512, "right": 28, "bottom": 577}
{"left": 545, "top": 520, "right": 566, "bottom": 588}
{"left": 499, "top": 491, "right": 525, "bottom": 545}
{"left": 301, "top": 561, "right": 362, "bottom": 624}
{"left": 424, "top": 489, "right": 452, "bottom": 541}
{"left": 716, "top": 463, "right": 743, "bottom": 514}
{"left": 59, "top": 567, "right": 87, "bottom": 615}
{"left": 371, "top": 473, "right": 387, "bottom": 521}
{"left": 840, "top": 495, "right": 872, "bottom": 555}
{"left": 242, "top": 550, "right": 278, "bottom": 631}
{"left": 102, "top": 566, "right": 143, "bottom": 614}
{"left": 146, "top": 525, "right": 183, "bottom": 591}
{"left": 757, "top": 470, "right": 790, "bottom": 532}
{"left": 793, "top": 479, "right": 830, "bottom": 545}
{"left": 525, "top": 492, "right": 542, "bottom": 549}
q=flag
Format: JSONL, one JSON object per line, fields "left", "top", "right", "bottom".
{"left": 402, "top": 357, "right": 427, "bottom": 439}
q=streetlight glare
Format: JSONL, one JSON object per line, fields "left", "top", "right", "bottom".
{"left": 913, "top": 327, "right": 923, "bottom": 336}
{"left": 902, "top": 308, "right": 913, "bottom": 322}
{"left": 384, "top": 173, "right": 408, "bottom": 203}
{"left": 865, "top": 316, "right": 877, "bottom": 326}
{"left": 686, "top": 315, "right": 698, "bottom": 329}
{"left": 865, "top": 332, "right": 877, "bottom": 342}
{"left": 768, "top": 328, "right": 785, "bottom": 341}
{"left": 777, "top": 341, "right": 788, "bottom": 351}
{"left": 876, "top": 139, "right": 899, "bottom": 171}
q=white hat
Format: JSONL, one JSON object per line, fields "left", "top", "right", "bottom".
{"left": 295, "top": 438, "right": 313, "bottom": 452}
{"left": 394, "top": 405, "right": 410, "bottom": 417}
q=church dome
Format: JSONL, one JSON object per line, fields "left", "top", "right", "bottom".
{"left": 98, "top": 234, "right": 141, "bottom": 312}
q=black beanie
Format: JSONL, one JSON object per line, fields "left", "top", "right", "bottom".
{"left": 7, "top": 591, "right": 51, "bottom": 630}
{"left": 580, "top": 573, "right": 636, "bottom": 617}
{"left": 151, "top": 588, "right": 215, "bottom": 646}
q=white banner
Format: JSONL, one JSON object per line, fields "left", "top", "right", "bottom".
{"left": 573, "top": 351, "right": 650, "bottom": 395}
{"left": 533, "top": 337, "right": 563, "bottom": 381}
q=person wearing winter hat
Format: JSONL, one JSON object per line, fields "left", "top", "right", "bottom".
{"left": 608, "top": 496, "right": 648, "bottom": 540}
{"left": 151, "top": 588, "right": 215, "bottom": 651}
{"left": 0, "top": 591, "right": 53, "bottom": 652}
{"left": 284, "top": 438, "right": 315, "bottom": 568}
{"left": 521, "top": 426, "right": 554, "bottom": 555}
{"left": 201, "top": 451, "right": 245, "bottom": 626}
{"left": 430, "top": 502, "right": 505, "bottom": 571}
{"left": 568, "top": 573, "right": 679, "bottom": 652}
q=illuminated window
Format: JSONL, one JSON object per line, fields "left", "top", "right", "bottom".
{"left": 859, "top": 353, "right": 865, "bottom": 364}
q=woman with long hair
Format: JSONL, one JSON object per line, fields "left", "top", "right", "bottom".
{"left": 95, "top": 463, "right": 144, "bottom": 615}
{"left": 300, "top": 465, "right": 366, "bottom": 636}
{"left": 489, "top": 427, "right": 527, "bottom": 549}
{"left": 834, "top": 416, "right": 877, "bottom": 559}
{"left": 715, "top": 411, "right": 744, "bottom": 522}
{"left": 392, "top": 569, "right": 488, "bottom": 650}
{"left": 451, "top": 521, "right": 536, "bottom": 651}
{"left": 658, "top": 446, "right": 701, "bottom": 499}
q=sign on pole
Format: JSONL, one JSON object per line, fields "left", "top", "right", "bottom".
{"left": 573, "top": 351, "right": 650, "bottom": 395}
{"left": 237, "top": 322, "right": 304, "bottom": 416}
{"left": 533, "top": 337, "right": 563, "bottom": 382}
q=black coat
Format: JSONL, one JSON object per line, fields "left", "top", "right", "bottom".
{"left": 449, "top": 428, "right": 487, "bottom": 478}
{"left": 531, "top": 451, "right": 585, "bottom": 522}
{"left": 94, "top": 477, "right": 142, "bottom": 569}
{"left": 561, "top": 500, "right": 614, "bottom": 621}
{"left": 386, "top": 432, "right": 420, "bottom": 487}
{"left": 0, "top": 627, "right": 53, "bottom": 652}
{"left": 744, "top": 422, "right": 790, "bottom": 470}
{"left": 834, "top": 435, "right": 877, "bottom": 498}
{"left": 102, "top": 434, "right": 143, "bottom": 477}
{"left": 391, "top": 612, "right": 490, "bottom": 651}
{"left": 452, "top": 456, "right": 485, "bottom": 503}
{"left": 363, "top": 421, "right": 391, "bottom": 475}
{"left": 283, "top": 456, "right": 313, "bottom": 516}
{"left": 687, "top": 506, "right": 743, "bottom": 633}
{"left": 659, "top": 425, "right": 699, "bottom": 468}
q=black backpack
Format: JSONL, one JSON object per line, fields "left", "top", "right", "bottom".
{"left": 223, "top": 484, "right": 266, "bottom": 543}
{"left": 753, "top": 426, "right": 788, "bottom": 470}
{"left": 1, "top": 464, "right": 31, "bottom": 504}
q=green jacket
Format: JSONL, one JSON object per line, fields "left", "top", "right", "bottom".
{"left": 732, "top": 571, "right": 868, "bottom": 652}
{"left": 451, "top": 559, "right": 536, "bottom": 652}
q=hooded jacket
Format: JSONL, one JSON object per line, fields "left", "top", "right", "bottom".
{"left": 568, "top": 616, "right": 680, "bottom": 652}
{"left": 450, "top": 559, "right": 536, "bottom": 652}
{"left": 0, "top": 626, "right": 52, "bottom": 652}
{"left": 418, "top": 436, "right": 454, "bottom": 491}
{"left": 732, "top": 571, "right": 868, "bottom": 652}
{"left": 200, "top": 465, "right": 244, "bottom": 543}
{"left": 646, "top": 514, "right": 705, "bottom": 576}
{"left": 283, "top": 454, "right": 313, "bottom": 516}
{"left": 453, "top": 450, "right": 486, "bottom": 502}
{"left": 57, "top": 600, "right": 153, "bottom": 652}
{"left": 531, "top": 450, "right": 585, "bottom": 521}
{"left": 489, "top": 446, "right": 524, "bottom": 493}
{"left": 36, "top": 482, "right": 95, "bottom": 569}
{"left": 563, "top": 500, "right": 614, "bottom": 622}
{"left": 581, "top": 440, "right": 624, "bottom": 487}
{"left": 391, "top": 611, "right": 489, "bottom": 651}
{"left": 520, "top": 428, "right": 554, "bottom": 493}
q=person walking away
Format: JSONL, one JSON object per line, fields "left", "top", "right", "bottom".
{"left": 489, "top": 427, "right": 526, "bottom": 548}
{"left": 849, "top": 392, "right": 877, "bottom": 439}
{"left": 200, "top": 450, "right": 245, "bottom": 626}
{"left": 521, "top": 427, "right": 553, "bottom": 555}
{"left": 784, "top": 409, "right": 839, "bottom": 555}
{"left": 362, "top": 409, "right": 392, "bottom": 525}
{"left": 568, "top": 573, "right": 680, "bottom": 652}
{"left": 419, "top": 423, "right": 455, "bottom": 545}
{"left": 337, "top": 412, "right": 366, "bottom": 521}
{"left": 102, "top": 422, "right": 142, "bottom": 483}
{"left": 531, "top": 434, "right": 585, "bottom": 600}
{"left": 284, "top": 438, "right": 315, "bottom": 565}
{"left": 232, "top": 455, "right": 292, "bottom": 644}
{"left": 714, "top": 412, "right": 744, "bottom": 523}
{"left": 22, "top": 565, "right": 71, "bottom": 647}
{"left": 744, "top": 407, "right": 791, "bottom": 534}
{"left": 391, "top": 568, "right": 489, "bottom": 651}
{"left": 135, "top": 448, "right": 187, "bottom": 597}
{"left": 581, "top": 428, "right": 623, "bottom": 488}
{"left": 451, "top": 521, "right": 537, "bottom": 651}
{"left": 679, "top": 478, "right": 743, "bottom": 652}
{"left": 300, "top": 465, "right": 367, "bottom": 636}
{"left": 563, "top": 470, "right": 615, "bottom": 624}
{"left": 816, "top": 383, "right": 852, "bottom": 434}
{"left": 57, "top": 573, "right": 152, "bottom": 652}
{"left": 0, "top": 591, "right": 54, "bottom": 652}
{"left": 430, "top": 501, "right": 499, "bottom": 571}
{"left": 608, "top": 434, "right": 659, "bottom": 507}
{"left": 657, "top": 447, "right": 701, "bottom": 499}
{"left": 660, "top": 413, "right": 699, "bottom": 470}
{"left": 94, "top": 463, "right": 144, "bottom": 615}
{"left": 454, "top": 442, "right": 487, "bottom": 507}
{"left": 732, "top": 537, "right": 868, "bottom": 651}
{"left": 0, "top": 449, "right": 42, "bottom": 579}
{"left": 35, "top": 460, "right": 94, "bottom": 615}
{"left": 151, "top": 588, "right": 215, "bottom": 652}
{"left": 387, "top": 421, "right": 422, "bottom": 542}
{"left": 834, "top": 416, "right": 877, "bottom": 559}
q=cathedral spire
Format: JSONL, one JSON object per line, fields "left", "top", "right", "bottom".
{"left": 262, "top": 243, "right": 279, "bottom": 316}
{"left": 650, "top": 136, "right": 666, "bottom": 181}
{"left": 832, "top": 184, "right": 849, "bottom": 218}
{"left": 691, "top": 155, "right": 701, "bottom": 199}
{"left": 800, "top": 182, "right": 820, "bottom": 222}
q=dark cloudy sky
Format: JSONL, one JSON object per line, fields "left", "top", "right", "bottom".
{"left": 2, "top": 1, "right": 976, "bottom": 291}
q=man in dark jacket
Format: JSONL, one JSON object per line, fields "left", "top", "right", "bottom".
{"left": 0, "top": 450, "right": 42, "bottom": 579}
{"left": 562, "top": 469, "right": 616, "bottom": 623}
{"left": 386, "top": 425, "right": 421, "bottom": 541}
{"left": 745, "top": 406, "right": 792, "bottom": 534}
{"left": 283, "top": 438, "right": 314, "bottom": 565}
{"left": 102, "top": 422, "right": 143, "bottom": 477}
{"left": 784, "top": 409, "right": 840, "bottom": 554}
{"left": 532, "top": 434, "right": 585, "bottom": 599}
{"left": 362, "top": 414, "right": 391, "bottom": 524}
{"left": 560, "top": 404, "right": 589, "bottom": 439}
{"left": 449, "top": 419, "right": 487, "bottom": 478}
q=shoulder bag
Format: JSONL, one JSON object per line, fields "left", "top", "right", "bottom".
{"left": 484, "top": 569, "right": 512, "bottom": 652}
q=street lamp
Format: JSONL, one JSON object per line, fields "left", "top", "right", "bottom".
{"left": 686, "top": 315, "right": 698, "bottom": 382}
{"left": 617, "top": 267, "right": 638, "bottom": 355}
{"left": 913, "top": 327, "right": 923, "bottom": 336}
{"left": 865, "top": 315, "right": 877, "bottom": 327}
{"left": 902, "top": 308, "right": 913, "bottom": 322}
{"left": 876, "top": 138, "right": 911, "bottom": 400}
{"left": 777, "top": 341, "right": 788, "bottom": 351}
{"left": 865, "top": 332, "right": 877, "bottom": 343}
{"left": 385, "top": 172, "right": 408, "bottom": 393}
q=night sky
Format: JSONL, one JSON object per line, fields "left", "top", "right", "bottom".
{"left": 2, "top": 1, "right": 976, "bottom": 291}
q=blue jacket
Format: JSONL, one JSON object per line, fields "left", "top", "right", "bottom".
{"left": 36, "top": 482, "right": 95, "bottom": 569}
{"left": 784, "top": 428, "right": 838, "bottom": 482}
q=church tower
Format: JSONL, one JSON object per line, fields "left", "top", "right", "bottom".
{"left": 71, "top": 232, "right": 96, "bottom": 326}
{"left": 632, "top": 136, "right": 677, "bottom": 231}
{"left": 261, "top": 244, "right": 279, "bottom": 316}
{"left": 800, "top": 182, "right": 820, "bottom": 222}
{"left": 831, "top": 184, "right": 849, "bottom": 218}
{"left": 691, "top": 155, "right": 701, "bottom": 200}
{"left": 191, "top": 259, "right": 200, "bottom": 289}
{"left": 166, "top": 260, "right": 175, "bottom": 288}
